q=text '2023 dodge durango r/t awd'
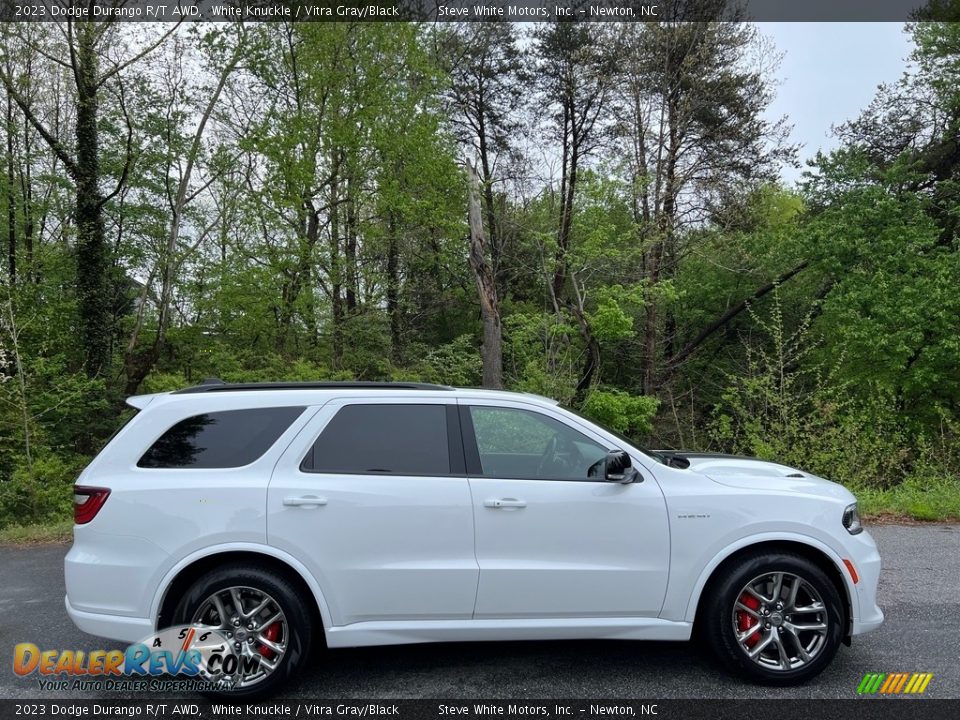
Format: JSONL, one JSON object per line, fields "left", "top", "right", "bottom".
{"left": 65, "top": 380, "right": 882, "bottom": 696}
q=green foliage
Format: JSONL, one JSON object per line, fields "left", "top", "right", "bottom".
{"left": 2, "top": 21, "right": 959, "bottom": 527}
{"left": 416, "top": 335, "right": 483, "bottom": 387}
{"left": 708, "top": 291, "right": 938, "bottom": 490}
{"left": 503, "top": 312, "right": 578, "bottom": 405}
{"left": 589, "top": 302, "right": 633, "bottom": 342}
{"left": 581, "top": 389, "right": 659, "bottom": 440}
{"left": 589, "top": 292, "right": 637, "bottom": 343}
{"left": 0, "top": 452, "right": 88, "bottom": 526}
{"left": 855, "top": 471, "right": 960, "bottom": 521}
{"left": 802, "top": 173, "right": 960, "bottom": 432}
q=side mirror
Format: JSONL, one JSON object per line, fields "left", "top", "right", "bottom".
{"left": 605, "top": 450, "right": 640, "bottom": 484}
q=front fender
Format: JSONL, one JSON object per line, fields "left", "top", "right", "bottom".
{"left": 670, "top": 531, "right": 856, "bottom": 625}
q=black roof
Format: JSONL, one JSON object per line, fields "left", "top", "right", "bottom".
{"left": 173, "top": 378, "right": 454, "bottom": 394}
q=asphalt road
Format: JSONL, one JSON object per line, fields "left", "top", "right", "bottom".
{"left": 2, "top": 525, "right": 958, "bottom": 699}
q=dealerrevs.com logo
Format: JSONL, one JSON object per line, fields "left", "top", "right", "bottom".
{"left": 857, "top": 673, "right": 935, "bottom": 695}
{"left": 13, "top": 625, "right": 264, "bottom": 691}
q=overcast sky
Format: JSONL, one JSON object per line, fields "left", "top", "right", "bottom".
{"left": 760, "top": 23, "right": 915, "bottom": 184}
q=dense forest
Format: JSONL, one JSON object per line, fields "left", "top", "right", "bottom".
{"left": 1, "top": 9, "right": 959, "bottom": 529}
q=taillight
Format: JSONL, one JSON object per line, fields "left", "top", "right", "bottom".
{"left": 74, "top": 486, "right": 110, "bottom": 524}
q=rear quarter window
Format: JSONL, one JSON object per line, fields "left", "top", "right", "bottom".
{"left": 138, "top": 406, "right": 305, "bottom": 469}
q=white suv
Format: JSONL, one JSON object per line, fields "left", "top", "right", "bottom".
{"left": 66, "top": 380, "right": 883, "bottom": 696}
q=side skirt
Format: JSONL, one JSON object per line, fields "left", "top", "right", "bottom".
{"left": 325, "top": 617, "right": 692, "bottom": 648}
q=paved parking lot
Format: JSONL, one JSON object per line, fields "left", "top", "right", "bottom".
{"left": 2, "top": 524, "right": 958, "bottom": 699}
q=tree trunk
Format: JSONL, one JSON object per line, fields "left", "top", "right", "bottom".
{"left": 467, "top": 161, "right": 503, "bottom": 389}
{"left": 5, "top": 92, "right": 15, "bottom": 286}
{"left": 552, "top": 97, "right": 577, "bottom": 302}
{"left": 329, "top": 174, "right": 344, "bottom": 368}
{"left": 74, "top": 28, "right": 110, "bottom": 377}
{"left": 477, "top": 110, "right": 501, "bottom": 280}
{"left": 20, "top": 117, "right": 34, "bottom": 281}
{"left": 386, "top": 211, "right": 402, "bottom": 365}
{"left": 569, "top": 299, "right": 600, "bottom": 402}
{"left": 642, "top": 104, "right": 679, "bottom": 396}
{"left": 344, "top": 172, "right": 358, "bottom": 313}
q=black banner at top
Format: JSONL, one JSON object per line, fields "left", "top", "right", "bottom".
{"left": 1, "top": 0, "right": 957, "bottom": 23}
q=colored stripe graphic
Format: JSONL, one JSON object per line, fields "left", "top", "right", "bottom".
{"left": 893, "top": 673, "right": 909, "bottom": 693}
{"left": 857, "top": 672, "right": 933, "bottom": 695}
{"left": 904, "top": 674, "right": 919, "bottom": 693}
{"left": 879, "top": 674, "right": 897, "bottom": 693}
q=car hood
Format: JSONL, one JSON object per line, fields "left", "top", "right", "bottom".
{"left": 656, "top": 451, "right": 854, "bottom": 502}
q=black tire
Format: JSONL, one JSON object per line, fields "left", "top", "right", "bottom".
{"left": 703, "top": 552, "right": 845, "bottom": 685}
{"left": 172, "top": 562, "right": 314, "bottom": 699}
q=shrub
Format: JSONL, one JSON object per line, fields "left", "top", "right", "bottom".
{"left": 417, "top": 334, "right": 483, "bottom": 386}
{"left": 0, "top": 452, "right": 89, "bottom": 528}
{"left": 581, "top": 388, "right": 659, "bottom": 439}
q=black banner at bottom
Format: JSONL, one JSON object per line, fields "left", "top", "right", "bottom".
{"left": 1, "top": 700, "right": 958, "bottom": 720}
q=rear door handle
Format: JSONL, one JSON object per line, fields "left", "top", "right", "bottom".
{"left": 283, "top": 495, "right": 328, "bottom": 508}
{"left": 484, "top": 497, "right": 527, "bottom": 509}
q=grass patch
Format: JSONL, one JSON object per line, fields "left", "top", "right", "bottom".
{"left": 0, "top": 519, "right": 73, "bottom": 544}
{"left": 854, "top": 474, "right": 960, "bottom": 522}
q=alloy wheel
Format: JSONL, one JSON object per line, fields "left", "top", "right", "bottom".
{"left": 191, "top": 585, "right": 288, "bottom": 688}
{"left": 732, "top": 571, "right": 829, "bottom": 671}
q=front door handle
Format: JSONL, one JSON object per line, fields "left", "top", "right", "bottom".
{"left": 283, "top": 495, "right": 328, "bottom": 508}
{"left": 484, "top": 497, "right": 527, "bottom": 509}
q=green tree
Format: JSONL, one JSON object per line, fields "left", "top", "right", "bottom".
{"left": 0, "top": 22, "right": 178, "bottom": 376}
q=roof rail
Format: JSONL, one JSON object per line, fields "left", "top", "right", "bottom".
{"left": 172, "top": 379, "right": 455, "bottom": 394}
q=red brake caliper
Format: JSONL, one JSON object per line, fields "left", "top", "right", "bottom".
{"left": 737, "top": 593, "right": 761, "bottom": 648}
{"left": 257, "top": 622, "right": 282, "bottom": 658}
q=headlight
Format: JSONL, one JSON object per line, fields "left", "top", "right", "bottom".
{"left": 842, "top": 502, "right": 863, "bottom": 535}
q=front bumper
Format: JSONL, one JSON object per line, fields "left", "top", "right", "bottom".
{"left": 848, "top": 528, "right": 884, "bottom": 636}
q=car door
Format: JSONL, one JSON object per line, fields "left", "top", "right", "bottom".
{"left": 267, "top": 398, "right": 479, "bottom": 626}
{"left": 463, "top": 400, "right": 670, "bottom": 619}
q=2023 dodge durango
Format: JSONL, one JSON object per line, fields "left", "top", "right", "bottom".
{"left": 65, "top": 380, "right": 883, "bottom": 697}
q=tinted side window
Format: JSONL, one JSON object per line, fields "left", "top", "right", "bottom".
{"left": 304, "top": 404, "right": 450, "bottom": 475}
{"left": 138, "top": 407, "right": 305, "bottom": 469}
{"left": 469, "top": 406, "right": 608, "bottom": 480}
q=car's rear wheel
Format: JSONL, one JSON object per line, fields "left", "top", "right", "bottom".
{"left": 172, "top": 563, "right": 313, "bottom": 698}
{"left": 703, "top": 552, "right": 845, "bottom": 684}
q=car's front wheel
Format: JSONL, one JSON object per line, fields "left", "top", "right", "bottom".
{"left": 703, "top": 552, "right": 845, "bottom": 684}
{"left": 172, "top": 563, "right": 314, "bottom": 698}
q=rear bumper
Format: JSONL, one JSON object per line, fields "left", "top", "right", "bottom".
{"left": 65, "top": 596, "right": 152, "bottom": 644}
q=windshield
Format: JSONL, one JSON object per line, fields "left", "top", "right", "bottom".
{"left": 561, "top": 406, "right": 666, "bottom": 464}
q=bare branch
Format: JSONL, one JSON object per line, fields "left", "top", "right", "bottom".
{"left": 0, "top": 66, "right": 78, "bottom": 180}
{"left": 96, "top": 22, "right": 183, "bottom": 89}
{"left": 98, "top": 74, "right": 136, "bottom": 209}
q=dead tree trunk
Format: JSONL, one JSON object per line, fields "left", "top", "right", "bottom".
{"left": 467, "top": 160, "right": 503, "bottom": 389}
